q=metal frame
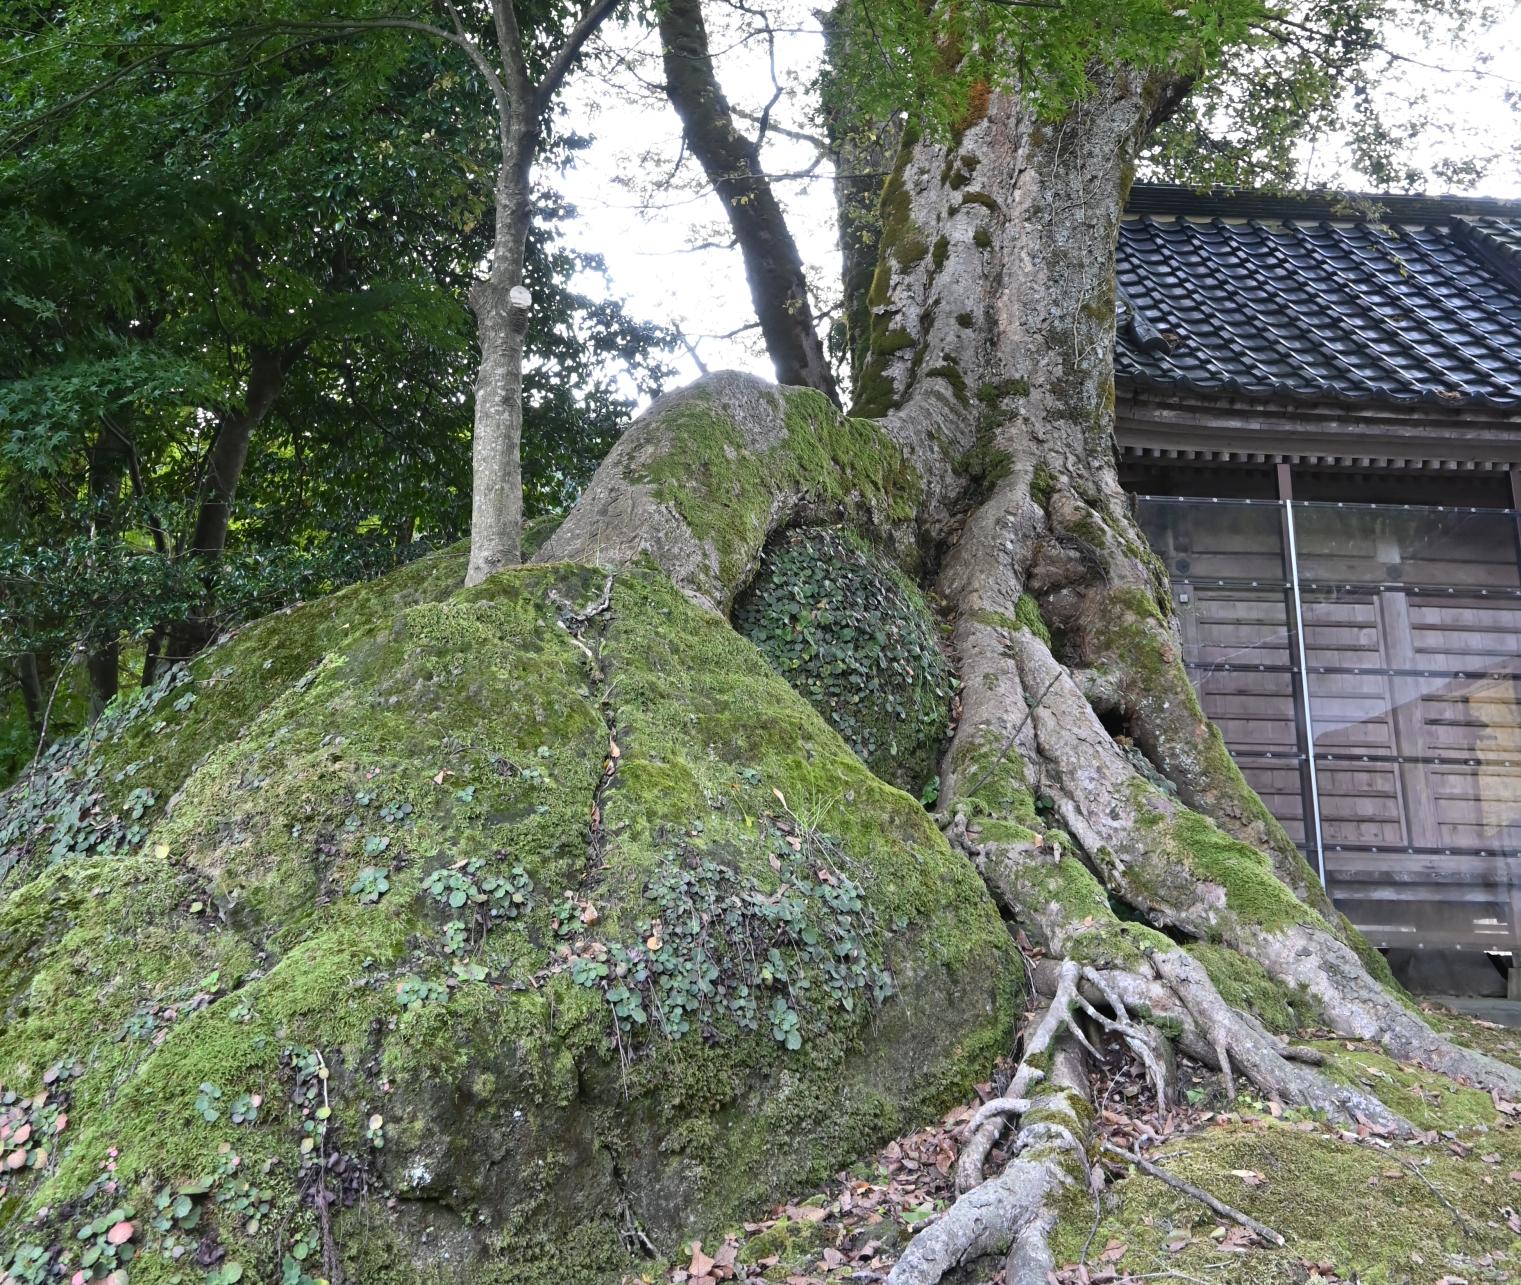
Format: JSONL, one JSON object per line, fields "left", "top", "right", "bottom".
{"left": 1281, "top": 494, "right": 1328, "bottom": 887}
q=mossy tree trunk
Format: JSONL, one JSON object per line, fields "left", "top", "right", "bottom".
{"left": 541, "top": 71, "right": 1521, "bottom": 1283}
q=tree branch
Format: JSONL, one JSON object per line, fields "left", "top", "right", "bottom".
{"left": 0, "top": 17, "right": 515, "bottom": 155}
{"left": 534, "top": 0, "right": 624, "bottom": 113}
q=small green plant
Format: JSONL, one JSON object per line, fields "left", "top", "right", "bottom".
{"left": 194, "top": 1082, "right": 223, "bottom": 1123}
{"left": 349, "top": 866, "right": 390, "bottom": 903}
{"left": 734, "top": 527, "right": 954, "bottom": 795}
{"left": 562, "top": 818, "right": 893, "bottom": 1060}
{"left": 395, "top": 975, "right": 446, "bottom": 1009}
{"left": 229, "top": 1091, "right": 260, "bottom": 1125}
{"left": 71, "top": 1206, "right": 138, "bottom": 1281}
{"left": 769, "top": 996, "right": 802, "bottom": 1049}
{"left": 422, "top": 855, "right": 532, "bottom": 932}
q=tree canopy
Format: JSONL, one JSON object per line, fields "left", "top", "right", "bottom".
{"left": 0, "top": 1, "right": 670, "bottom": 759}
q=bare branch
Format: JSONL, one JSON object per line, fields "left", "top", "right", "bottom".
{"left": 535, "top": 0, "right": 625, "bottom": 113}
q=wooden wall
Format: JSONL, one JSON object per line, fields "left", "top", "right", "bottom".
{"left": 1139, "top": 498, "right": 1521, "bottom": 952}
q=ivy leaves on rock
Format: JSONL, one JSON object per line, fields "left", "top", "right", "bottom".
{"left": 561, "top": 818, "right": 895, "bottom": 1057}
{"left": 734, "top": 528, "right": 954, "bottom": 795}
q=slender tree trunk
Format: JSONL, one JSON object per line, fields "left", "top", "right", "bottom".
{"left": 164, "top": 345, "right": 289, "bottom": 663}
{"left": 14, "top": 654, "right": 45, "bottom": 733}
{"left": 820, "top": 4, "right": 899, "bottom": 399}
{"left": 84, "top": 426, "right": 129, "bottom": 717}
{"left": 660, "top": 0, "right": 838, "bottom": 404}
{"left": 465, "top": 129, "right": 536, "bottom": 588}
{"left": 184, "top": 346, "right": 286, "bottom": 560}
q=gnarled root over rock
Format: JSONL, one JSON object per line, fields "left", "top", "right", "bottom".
{"left": 889, "top": 1023, "right": 1091, "bottom": 1285}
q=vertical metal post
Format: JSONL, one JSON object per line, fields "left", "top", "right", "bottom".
{"left": 1278, "top": 464, "right": 1327, "bottom": 888}
{"left": 1508, "top": 470, "right": 1521, "bottom": 992}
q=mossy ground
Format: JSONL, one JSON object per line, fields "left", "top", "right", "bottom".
{"left": 0, "top": 553, "right": 1017, "bottom": 1284}
{"left": 1052, "top": 1112, "right": 1521, "bottom": 1283}
{"left": 676, "top": 1010, "right": 1521, "bottom": 1285}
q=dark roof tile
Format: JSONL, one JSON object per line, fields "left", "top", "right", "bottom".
{"left": 1116, "top": 188, "right": 1521, "bottom": 409}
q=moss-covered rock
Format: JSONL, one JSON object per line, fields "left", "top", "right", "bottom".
{"left": 0, "top": 551, "right": 1017, "bottom": 1284}
{"left": 733, "top": 528, "right": 954, "bottom": 795}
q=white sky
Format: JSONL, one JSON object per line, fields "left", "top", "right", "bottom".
{"left": 552, "top": 5, "right": 1521, "bottom": 394}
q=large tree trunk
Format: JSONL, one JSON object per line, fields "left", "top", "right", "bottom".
{"left": 660, "top": 0, "right": 839, "bottom": 404}
{"left": 464, "top": 130, "right": 536, "bottom": 587}
{"left": 540, "top": 68, "right": 1520, "bottom": 1283}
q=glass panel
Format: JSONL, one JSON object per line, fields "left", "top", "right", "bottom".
{"left": 1324, "top": 850, "right": 1517, "bottom": 950}
{"left": 1234, "top": 755, "right": 1309, "bottom": 847}
{"left": 1136, "top": 494, "right": 1521, "bottom": 955}
{"left": 1193, "top": 663, "right": 1299, "bottom": 755}
{"left": 1292, "top": 503, "right": 1521, "bottom": 591}
{"left": 1136, "top": 497, "right": 1288, "bottom": 586}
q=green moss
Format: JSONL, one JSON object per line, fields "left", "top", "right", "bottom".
{"left": 737, "top": 1217, "right": 828, "bottom": 1268}
{"left": 1013, "top": 594, "right": 1051, "bottom": 647}
{"left": 955, "top": 311, "right": 974, "bottom": 328}
{"left": 1, "top": 556, "right": 1019, "bottom": 1283}
{"left": 957, "top": 441, "right": 1013, "bottom": 491}
{"left": 956, "top": 191, "right": 998, "bottom": 212}
{"left": 1030, "top": 461, "right": 1056, "bottom": 506}
{"left": 1, "top": 544, "right": 470, "bottom": 886}
{"left": 1052, "top": 1119, "right": 1521, "bottom": 1280}
{"left": 870, "top": 327, "right": 915, "bottom": 356}
{"left": 1186, "top": 942, "right": 1314, "bottom": 1035}
{"left": 850, "top": 360, "right": 900, "bottom": 419}
{"left": 972, "top": 226, "right": 992, "bottom": 249}
{"left": 632, "top": 388, "right": 920, "bottom": 604}
{"left": 978, "top": 378, "right": 1030, "bottom": 404}
{"left": 1139, "top": 803, "right": 1315, "bottom": 935}
{"left": 922, "top": 362, "right": 968, "bottom": 404}
{"left": 878, "top": 140, "right": 926, "bottom": 271}
{"left": 931, "top": 234, "right": 949, "bottom": 270}
{"left": 1315, "top": 1041, "right": 1497, "bottom": 1130}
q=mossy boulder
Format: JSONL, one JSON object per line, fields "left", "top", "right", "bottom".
{"left": 734, "top": 528, "right": 954, "bottom": 796}
{"left": 0, "top": 549, "right": 1017, "bottom": 1284}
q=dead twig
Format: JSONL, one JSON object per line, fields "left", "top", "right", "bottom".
{"left": 1099, "top": 1141, "right": 1285, "bottom": 1248}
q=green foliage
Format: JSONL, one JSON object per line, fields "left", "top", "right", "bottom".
{"left": 734, "top": 528, "right": 953, "bottom": 795}
{"left": 563, "top": 822, "right": 895, "bottom": 1055}
{"left": 0, "top": 3, "right": 672, "bottom": 753}
{"left": 826, "top": 0, "right": 1499, "bottom": 198}
{"left": 421, "top": 856, "right": 533, "bottom": 923}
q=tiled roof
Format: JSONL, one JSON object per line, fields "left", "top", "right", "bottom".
{"left": 1115, "top": 185, "right": 1521, "bottom": 409}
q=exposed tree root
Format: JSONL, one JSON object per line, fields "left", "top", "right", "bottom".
{"left": 888, "top": 1031, "right": 1090, "bottom": 1285}
{"left": 999, "top": 628, "right": 1521, "bottom": 1100}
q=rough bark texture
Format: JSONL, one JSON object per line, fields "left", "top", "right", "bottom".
{"left": 660, "top": 0, "right": 839, "bottom": 404}
{"left": 464, "top": 134, "right": 535, "bottom": 587}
